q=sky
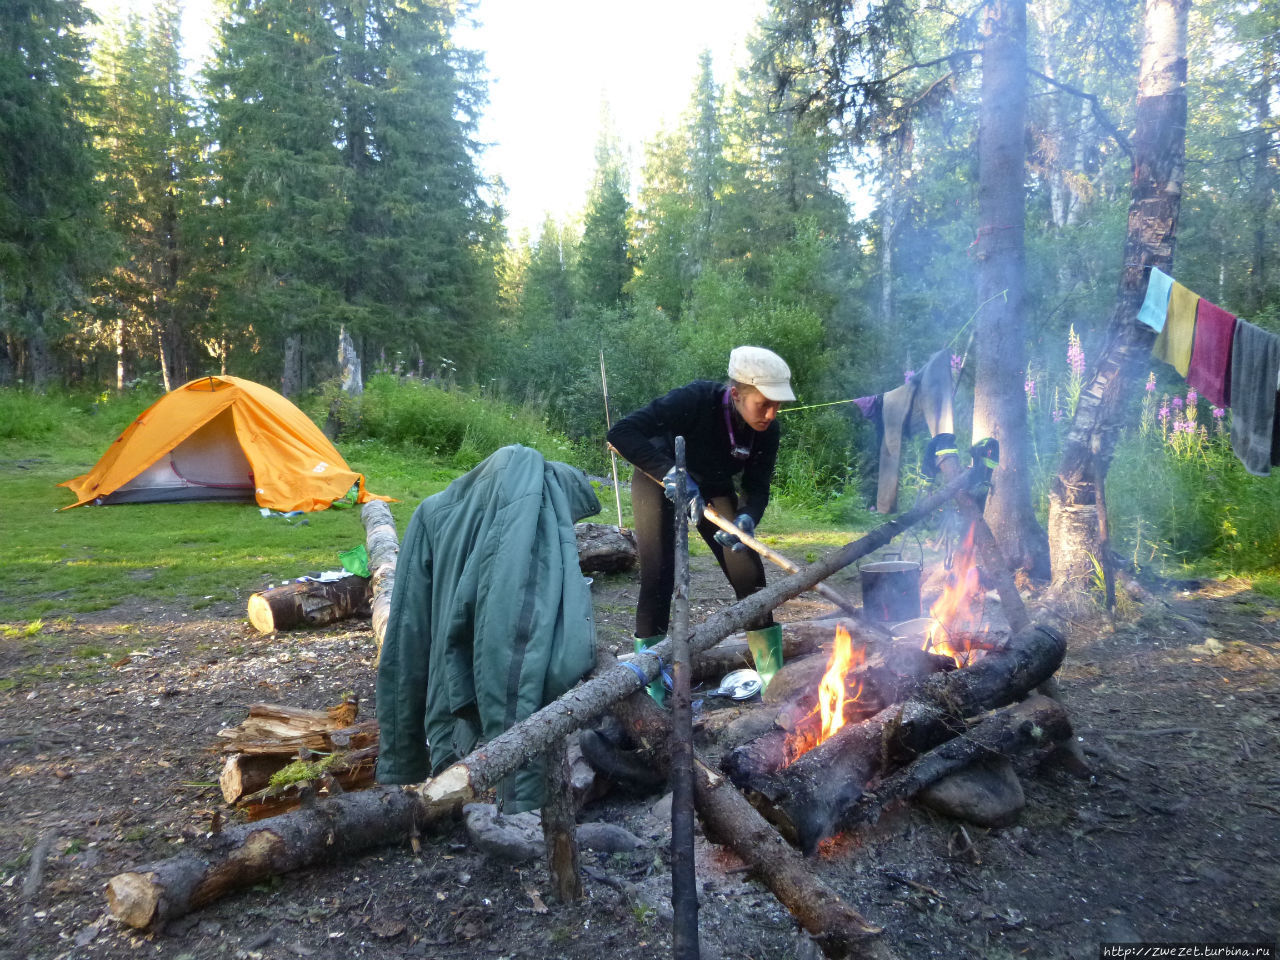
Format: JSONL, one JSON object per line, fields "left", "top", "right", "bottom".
{"left": 87, "top": 0, "right": 772, "bottom": 238}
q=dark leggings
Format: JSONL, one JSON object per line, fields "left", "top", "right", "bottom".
{"left": 631, "top": 470, "right": 774, "bottom": 638}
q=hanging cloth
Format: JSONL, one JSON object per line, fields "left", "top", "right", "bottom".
{"left": 1228, "top": 320, "right": 1280, "bottom": 477}
{"left": 1152, "top": 281, "right": 1199, "bottom": 377}
{"left": 1187, "top": 299, "right": 1237, "bottom": 408}
{"left": 1137, "top": 267, "right": 1175, "bottom": 333}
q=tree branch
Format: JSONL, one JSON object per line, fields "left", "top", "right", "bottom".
{"left": 1027, "top": 67, "right": 1133, "bottom": 160}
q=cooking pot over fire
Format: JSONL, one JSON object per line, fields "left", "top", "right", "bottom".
{"left": 859, "top": 544, "right": 922, "bottom": 623}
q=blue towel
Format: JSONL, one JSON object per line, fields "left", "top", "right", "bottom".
{"left": 1229, "top": 319, "right": 1280, "bottom": 476}
{"left": 1137, "top": 267, "right": 1174, "bottom": 333}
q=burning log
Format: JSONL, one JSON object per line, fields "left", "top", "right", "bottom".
{"left": 730, "top": 624, "right": 1066, "bottom": 854}
{"left": 842, "top": 694, "right": 1072, "bottom": 830}
{"left": 246, "top": 576, "right": 371, "bottom": 634}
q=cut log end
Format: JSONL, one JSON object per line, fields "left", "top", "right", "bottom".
{"left": 246, "top": 593, "right": 276, "bottom": 634}
{"left": 105, "top": 872, "right": 162, "bottom": 929}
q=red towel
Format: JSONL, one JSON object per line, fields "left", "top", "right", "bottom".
{"left": 1187, "top": 298, "right": 1236, "bottom": 407}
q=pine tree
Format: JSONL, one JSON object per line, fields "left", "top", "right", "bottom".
{"left": 0, "top": 0, "right": 108, "bottom": 385}
{"left": 579, "top": 121, "right": 632, "bottom": 308}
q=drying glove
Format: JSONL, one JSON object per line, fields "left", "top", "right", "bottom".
{"left": 633, "top": 635, "right": 668, "bottom": 706}
{"left": 714, "top": 513, "right": 755, "bottom": 552}
{"left": 746, "top": 624, "right": 784, "bottom": 693}
{"left": 662, "top": 466, "right": 704, "bottom": 523}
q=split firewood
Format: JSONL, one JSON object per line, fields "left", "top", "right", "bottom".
{"left": 105, "top": 467, "right": 981, "bottom": 930}
{"left": 215, "top": 701, "right": 360, "bottom": 747}
{"left": 246, "top": 576, "right": 370, "bottom": 634}
{"left": 236, "top": 745, "right": 380, "bottom": 821}
{"left": 574, "top": 522, "right": 638, "bottom": 574}
{"left": 842, "top": 694, "right": 1072, "bottom": 830}
{"left": 729, "top": 624, "right": 1067, "bottom": 854}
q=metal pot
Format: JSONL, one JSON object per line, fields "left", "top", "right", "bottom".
{"left": 860, "top": 558, "right": 922, "bottom": 623}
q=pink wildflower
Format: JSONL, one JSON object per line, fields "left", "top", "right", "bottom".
{"left": 1145, "top": 372, "right": 1156, "bottom": 392}
{"left": 1186, "top": 388, "right": 1198, "bottom": 407}
{"left": 1212, "top": 406, "right": 1225, "bottom": 419}
{"left": 1025, "top": 375, "right": 1037, "bottom": 399}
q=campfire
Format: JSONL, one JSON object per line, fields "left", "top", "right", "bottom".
{"left": 922, "top": 522, "right": 988, "bottom": 669}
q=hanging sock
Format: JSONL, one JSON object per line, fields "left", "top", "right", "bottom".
{"left": 634, "top": 635, "right": 668, "bottom": 706}
{"left": 745, "top": 625, "right": 784, "bottom": 693}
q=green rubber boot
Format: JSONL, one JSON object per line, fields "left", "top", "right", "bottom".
{"left": 634, "top": 635, "right": 667, "bottom": 706}
{"left": 746, "top": 624, "right": 784, "bottom": 693}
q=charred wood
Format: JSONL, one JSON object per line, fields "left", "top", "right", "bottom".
{"left": 733, "top": 624, "right": 1066, "bottom": 854}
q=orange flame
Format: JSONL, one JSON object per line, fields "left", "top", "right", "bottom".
{"left": 923, "top": 522, "right": 987, "bottom": 668}
{"left": 817, "top": 625, "right": 865, "bottom": 743}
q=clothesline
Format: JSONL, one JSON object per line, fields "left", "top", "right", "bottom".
{"left": 1138, "top": 266, "right": 1280, "bottom": 477}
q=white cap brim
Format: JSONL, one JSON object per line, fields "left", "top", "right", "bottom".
{"left": 754, "top": 381, "right": 795, "bottom": 402}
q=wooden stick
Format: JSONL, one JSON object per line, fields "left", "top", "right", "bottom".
{"left": 670, "top": 437, "right": 700, "bottom": 959}
{"left": 542, "top": 736, "right": 582, "bottom": 902}
{"left": 610, "top": 444, "right": 860, "bottom": 617}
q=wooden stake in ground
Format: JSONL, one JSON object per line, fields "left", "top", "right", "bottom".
{"left": 669, "top": 437, "right": 700, "bottom": 960}
{"left": 541, "top": 736, "right": 581, "bottom": 902}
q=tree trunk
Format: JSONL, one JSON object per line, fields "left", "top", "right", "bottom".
{"left": 246, "top": 576, "right": 371, "bottom": 634}
{"left": 1048, "top": 0, "right": 1189, "bottom": 595}
{"left": 731, "top": 624, "right": 1066, "bottom": 854}
{"left": 281, "top": 330, "right": 303, "bottom": 398}
{"left": 972, "top": 0, "right": 1049, "bottom": 579}
{"left": 339, "top": 324, "right": 363, "bottom": 396}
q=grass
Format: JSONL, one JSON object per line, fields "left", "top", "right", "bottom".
{"left": 0, "top": 385, "right": 874, "bottom": 627}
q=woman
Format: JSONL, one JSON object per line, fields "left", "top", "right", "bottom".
{"left": 607, "top": 345, "right": 794, "bottom": 697}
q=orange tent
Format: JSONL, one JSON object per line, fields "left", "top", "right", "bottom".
{"left": 61, "top": 375, "right": 387, "bottom": 512}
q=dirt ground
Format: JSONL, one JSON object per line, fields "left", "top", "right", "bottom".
{"left": 1, "top": 546, "right": 1279, "bottom": 960}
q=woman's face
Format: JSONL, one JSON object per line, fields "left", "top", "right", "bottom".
{"left": 731, "top": 385, "right": 782, "bottom": 432}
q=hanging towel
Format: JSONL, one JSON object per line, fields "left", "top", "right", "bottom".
{"left": 1187, "top": 299, "right": 1237, "bottom": 407}
{"left": 1137, "top": 267, "right": 1175, "bottom": 333}
{"left": 876, "top": 380, "right": 916, "bottom": 513}
{"left": 1152, "top": 281, "right": 1199, "bottom": 377}
{"left": 1228, "top": 319, "right": 1280, "bottom": 477}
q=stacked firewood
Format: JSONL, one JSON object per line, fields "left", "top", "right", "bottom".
{"left": 215, "top": 700, "right": 379, "bottom": 821}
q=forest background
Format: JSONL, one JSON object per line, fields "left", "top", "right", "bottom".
{"left": 2, "top": 0, "right": 1278, "bottom": 588}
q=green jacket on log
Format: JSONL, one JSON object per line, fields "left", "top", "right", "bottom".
{"left": 376, "top": 445, "right": 600, "bottom": 811}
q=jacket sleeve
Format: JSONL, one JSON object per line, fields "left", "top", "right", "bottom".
{"left": 737, "top": 423, "right": 779, "bottom": 525}
{"left": 606, "top": 383, "right": 700, "bottom": 482}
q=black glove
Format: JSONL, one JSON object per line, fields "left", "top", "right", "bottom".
{"left": 714, "top": 513, "right": 755, "bottom": 552}
{"left": 662, "top": 466, "right": 704, "bottom": 523}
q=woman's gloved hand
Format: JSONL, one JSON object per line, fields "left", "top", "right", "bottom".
{"left": 714, "top": 513, "right": 755, "bottom": 552}
{"left": 662, "top": 467, "right": 705, "bottom": 522}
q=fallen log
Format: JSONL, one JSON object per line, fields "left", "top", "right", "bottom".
{"left": 842, "top": 694, "right": 1072, "bottom": 830}
{"left": 731, "top": 624, "right": 1066, "bottom": 854}
{"left": 574, "top": 522, "right": 638, "bottom": 574}
{"left": 105, "top": 785, "right": 425, "bottom": 930}
{"left": 246, "top": 576, "right": 370, "bottom": 634}
{"left": 105, "top": 467, "right": 981, "bottom": 929}
{"left": 362, "top": 500, "right": 399, "bottom": 654}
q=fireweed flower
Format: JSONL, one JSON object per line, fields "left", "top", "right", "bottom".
{"left": 1212, "top": 406, "right": 1225, "bottom": 419}
{"left": 904, "top": 369, "right": 915, "bottom": 383}
{"left": 1145, "top": 372, "right": 1156, "bottom": 392}
{"left": 1024, "top": 375, "right": 1037, "bottom": 399}
{"left": 951, "top": 354, "right": 963, "bottom": 377}
{"left": 1186, "top": 389, "right": 1198, "bottom": 408}
{"left": 1172, "top": 396, "right": 1183, "bottom": 409}
{"left": 1067, "top": 326, "right": 1086, "bottom": 378}
{"left": 1158, "top": 403, "right": 1170, "bottom": 423}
